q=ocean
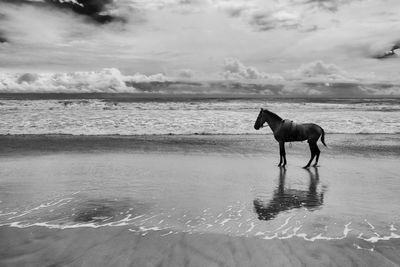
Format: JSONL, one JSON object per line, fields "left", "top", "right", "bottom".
{"left": 0, "top": 96, "right": 399, "bottom": 135}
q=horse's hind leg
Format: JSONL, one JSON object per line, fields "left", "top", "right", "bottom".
{"left": 304, "top": 141, "right": 316, "bottom": 168}
{"left": 313, "top": 143, "right": 320, "bottom": 167}
{"left": 282, "top": 142, "right": 287, "bottom": 167}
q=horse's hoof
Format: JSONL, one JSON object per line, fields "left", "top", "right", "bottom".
{"left": 303, "top": 165, "right": 310, "bottom": 169}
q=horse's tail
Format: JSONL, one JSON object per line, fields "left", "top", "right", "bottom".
{"left": 320, "top": 127, "right": 327, "bottom": 147}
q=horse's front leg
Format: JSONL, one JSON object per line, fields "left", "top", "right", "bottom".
{"left": 281, "top": 142, "right": 287, "bottom": 167}
{"left": 278, "top": 142, "right": 283, "bottom": 166}
{"left": 279, "top": 142, "right": 286, "bottom": 167}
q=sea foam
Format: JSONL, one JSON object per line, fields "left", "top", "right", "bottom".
{"left": 0, "top": 99, "right": 399, "bottom": 135}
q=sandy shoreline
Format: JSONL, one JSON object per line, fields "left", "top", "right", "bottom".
{"left": 1, "top": 133, "right": 400, "bottom": 158}
{"left": 1, "top": 134, "right": 400, "bottom": 266}
{"left": 1, "top": 226, "right": 400, "bottom": 267}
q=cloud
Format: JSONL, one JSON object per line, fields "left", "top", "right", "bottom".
{"left": 0, "top": 0, "right": 400, "bottom": 82}
{"left": 215, "top": 1, "right": 303, "bottom": 31}
{"left": 125, "top": 73, "right": 169, "bottom": 83}
{"left": 0, "top": 68, "right": 128, "bottom": 93}
{"left": 1, "top": 0, "right": 127, "bottom": 24}
{"left": 372, "top": 41, "right": 400, "bottom": 59}
{"left": 285, "top": 61, "right": 354, "bottom": 81}
{"left": 0, "top": 68, "right": 169, "bottom": 93}
{"left": 0, "top": 34, "right": 7, "bottom": 43}
{"left": 295, "top": 0, "right": 350, "bottom": 12}
{"left": 0, "top": 2, "right": 95, "bottom": 45}
{"left": 308, "top": 0, "right": 367, "bottom": 12}
{"left": 249, "top": 10, "right": 300, "bottom": 31}
{"left": 222, "top": 58, "right": 284, "bottom": 81}
{"left": 1, "top": 66, "right": 399, "bottom": 96}
{"left": 221, "top": 59, "right": 381, "bottom": 85}
{"left": 177, "top": 69, "right": 194, "bottom": 79}
{"left": 214, "top": 0, "right": 357, "bottom": 32}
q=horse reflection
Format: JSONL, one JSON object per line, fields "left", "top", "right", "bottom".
{"left": 253, "top": 167, "right": 324, "bottom": 221}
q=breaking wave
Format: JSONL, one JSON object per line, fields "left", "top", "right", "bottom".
{"left": 0, "top": 99, "right": 399, "bottom": 135}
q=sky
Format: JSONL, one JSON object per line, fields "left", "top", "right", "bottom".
{"left": 0, "top": 0, "right": 400, "bottom": 85}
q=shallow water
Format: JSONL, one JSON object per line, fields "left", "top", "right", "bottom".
{"left": 0, "top": 143, "right": 399, "bottom": 250}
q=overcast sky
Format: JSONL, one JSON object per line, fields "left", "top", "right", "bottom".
{"left": 0, "top": 0, "right": 399, "bottom": 82}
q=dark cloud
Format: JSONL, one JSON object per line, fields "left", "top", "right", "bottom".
{"left": 0, "top": 0, "right": 125, "bottom": 24}
{"left": 249, "top": 12, "right": 299, "bottom": 31}
{"left": 0, "top": 12, "right": 8, "bottom": 43}
{"left": 0, "top": 34, "right": 7, "bottom": 43}
{"left": 373, "top": 42, "right": 400, "bottom": 60}
{"left": 296, "top": 0, "right": 362, "bottom": 12}
{"left": 226, "top": 8, "right": 244, "bottom": 17}
{"left": 44, "top": 0, "right": 125, "bottom": 24}
{"left": 302, "top": 0, "right": 340, "bottom": 12}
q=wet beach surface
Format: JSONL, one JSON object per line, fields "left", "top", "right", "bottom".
{"left": 0, "top": 134, "right": 400, "bottom": 266}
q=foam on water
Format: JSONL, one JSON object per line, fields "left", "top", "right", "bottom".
{"left": 0, "top": 99, "right": 399, "bottom": 135}
{"left": 1, "top": 193, "right": 399, "bottom": 246}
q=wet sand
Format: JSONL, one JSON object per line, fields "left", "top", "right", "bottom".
{"left": 1, "top": 134, "right": 400, "bottom": 266}
{"left": 1, "top": 226, "right": 400, "bottom": 267}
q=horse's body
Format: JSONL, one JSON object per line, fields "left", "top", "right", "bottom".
{"left": 254, "top": 108, "right": 326, "bottom": 168}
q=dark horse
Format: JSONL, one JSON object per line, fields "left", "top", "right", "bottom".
{"left": 254, "top": 108, "right": 326, "bottom": 168}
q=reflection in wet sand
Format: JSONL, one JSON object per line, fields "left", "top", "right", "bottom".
{"left": 253, "top": 167, "right": 325, "bottom": 221}
{"left": 73, "top": 198, "right": 140, "bottom": 223}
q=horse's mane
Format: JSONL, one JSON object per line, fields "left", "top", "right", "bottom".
{"left": 264, "top": 109, "right": 283, "bottom": 122}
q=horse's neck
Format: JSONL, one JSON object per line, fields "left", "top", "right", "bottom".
{"left": 265, "top": 115, "right": 282, "bottom": 132}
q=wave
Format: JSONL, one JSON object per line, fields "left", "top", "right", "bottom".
{"left": 0, "top": 99, "right": 399, "bottom": 135}
{"left": 1, "top": 195, "right": 399, "bottom": 246}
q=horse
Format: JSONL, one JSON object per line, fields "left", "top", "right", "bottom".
{"left": 254, "top": 108, "right": 326, "bottom": 168}
{"left": 253, "top": 167, "right": 324, "bottom": 221}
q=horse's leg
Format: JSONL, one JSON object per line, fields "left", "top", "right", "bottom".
{"left": 282, "top": 142, "right": 287, "bottom": 167}
{"left": 278, "top": 142, "right": 283, "bottom": 166}
{"left": 304, "top": 141, "right": 316, "bottom": 168}
{"left": 313, "top": 143, "right": 321, "bottom": 167}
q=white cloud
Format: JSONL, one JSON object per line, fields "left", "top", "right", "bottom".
{"left": 0, "top": 68, "right": 169, "bottom": 93}
{"left": 1, "top": 65, "right": 399, "bottom": 96}
{"left": 285, "top": 61, "right": 355, "bottom": 81}
{"left": 125, "top": 73, "right": 169, "bottom": 83}
{"left": 284, "top": 60, "right": 383, "bottom": 83}
{"left": 222, "top": 58, "right": 284, "bottom": 81}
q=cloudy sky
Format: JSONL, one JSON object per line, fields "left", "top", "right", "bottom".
{"left": 0, "top": 0, "right": 399, "bottom": 83}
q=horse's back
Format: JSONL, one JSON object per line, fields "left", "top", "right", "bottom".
{"left": 275, "top": 121, "right": 322, "bottom": 142}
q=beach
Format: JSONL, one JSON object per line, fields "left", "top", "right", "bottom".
{"left": 1, "top": 134, "right": 400, "bottom": 266}
{"left": 2, "top": 0, "right": 400, "bottom": 265}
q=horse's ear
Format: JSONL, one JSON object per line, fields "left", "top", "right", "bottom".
{"left": 260, "top": 108, "right": 263, "bottom": 111}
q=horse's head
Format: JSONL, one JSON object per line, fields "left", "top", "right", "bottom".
{"left": 254, "top": 108, "right": 267, "bottom": 130}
